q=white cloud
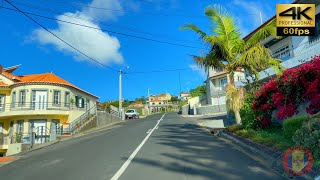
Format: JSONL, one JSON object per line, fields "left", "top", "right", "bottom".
{"left": 81, "top": 0, "right": 124, "bottom": 21}
{"left": 32, "top": 0, "right": 124, "bottom": 65}
{"left": 189, "top": 64, "right": 206, "bottom": 78}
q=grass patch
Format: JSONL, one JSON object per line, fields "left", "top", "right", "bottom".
{"left": 226, "top": 124, "right": 243, "bottom": 133}
{"left": 227, "top": 126, "right": 294, "bottom": 151}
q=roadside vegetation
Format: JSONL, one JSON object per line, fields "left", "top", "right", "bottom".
{"left": 181, "top": 5, "right": 282, "bottom": 124}
{"left": 227, "top": 56, "right": 320, "bottom": 169}
{"left": 189, "top": 85, "right": 206, "bottom": 97}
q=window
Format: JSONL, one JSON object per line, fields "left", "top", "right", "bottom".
{"left": 152, "top": 103, "right": 155, "bottom": 105}
{"left": 75, "top": 96, "right": 84, "bottom": 108}
{"left": 220, "top": 78, "right": 228, "bottom": 91}
{"left": 0, "top": 95, "right": 5, "bottom": 111}
{"left": 53, "top": 91, "right": 61, "bottom": 105}
{"left": 0, "top": 123, "right": 3, "bottom": 133}
{"left": 16, "top": 120, "right": 24, "bottom": 134}
{"left": 12, "top": 91, "right": 16, "bottom": 107}
{"left": 237, "top": 76, "right": 241, "bottom": 81}
{"left": 309, "top": 13, "right": 320, "bottom": 42}
{"left": 19, "top": 90, "right": 26, "bottom": 107}
{"left": 273, "top": 45, "right": 291, "bottom": 61}
{"left": 65, "top": 92, "right": 70, "bottom": 107}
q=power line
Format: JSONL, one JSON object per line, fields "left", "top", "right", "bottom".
{"left": 12, "top": 0, "right": 206, "bottom": 19}
{"left": 1, "top": 6, "right": 203, "bottom": 49}
{"left": 3, "top": 0, "right": 119, "bottom": 72}
{"left": 6, "top": 0, "right": 198, "bottom": 44}
{"left": 124, "top": 67, "right": 196, "bottom": 74}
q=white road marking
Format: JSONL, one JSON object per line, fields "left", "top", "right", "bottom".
{"left": 111, "top": 113, "right": 166, "bottom": 180}
{"left": 155, "top": 126, "right": 159, "bottom": 129}
{"left": 146, "top": 129, "right": 152, "bottom": 134}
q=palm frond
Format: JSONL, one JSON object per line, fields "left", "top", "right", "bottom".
{"left": 180, "top": 24, "right": 208, "bottom": 43}
{"left": 268, "top": 58, "right": 284, "bottom": 76}
{"left": 235, "top": 44, "right": 283, "bottom": 78}
{"left": 192, "top": 54, "right": 225, "bottom": 71}
{"left": 245, "top": 20, "right": 279, "bottom": 50}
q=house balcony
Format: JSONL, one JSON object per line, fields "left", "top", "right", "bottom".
{"left": 0, "top": 102, "right": 85, "bottom": 117}
{"left": 236, "top": 36, "right": 320, "bottom": 87}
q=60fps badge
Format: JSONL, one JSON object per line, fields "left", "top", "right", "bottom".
{"left": 276, "top": 4, "right": 315, "bottom": 36}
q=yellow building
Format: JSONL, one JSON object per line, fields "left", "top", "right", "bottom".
{"left": 0, "top": 65, "right": 98, "bottom": 156}
{"left": 156, "top": 93, "right": 171, "bottom": 102}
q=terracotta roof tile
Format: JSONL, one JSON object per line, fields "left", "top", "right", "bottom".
{"left": 1, "top": 70, "right": 98, "bottom": 98}
{"left": 2, "top": 71, "right": 22, "bottom": 81}
{"left": 180, "top": 92, "right": 189, "bottom": 94}
{"left": 0, "top": 82, "right": 9, "bottom": 87}
{"left": 19, "top": 73, "right": 73, "bottom": 86}
{"left": 151, "top": 99, "right": 162, "bottom": 102}
{"left": 209, "top": 71, "right": 228, "bottom": 78}
{"left": 157, "top": 94, "right": 168, "bottom": 97}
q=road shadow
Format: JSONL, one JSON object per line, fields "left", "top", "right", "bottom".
{"left": 197, "top": 114, "right": 236, "bottom": 127}
{"left": 125, "top": 122, "right": 284, "bottom": 180}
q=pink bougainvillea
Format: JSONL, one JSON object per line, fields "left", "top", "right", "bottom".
{"left": 252, "top": 55, "right": 320, "bottom": 128}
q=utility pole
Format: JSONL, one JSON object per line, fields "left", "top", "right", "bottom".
{"left": 179, "top": 72, "right": 182, "bottom": 93}
{"left": 119, "top": 70, "right": 123, "bottom": 118}
{"left": 259, "top": 11, "right": 263, "bottom": 25}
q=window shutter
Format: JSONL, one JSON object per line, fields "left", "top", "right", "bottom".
{"left": 75, "top": 96, "right": 79, "bottom": 107}
{"left": 81, "top": 98, "right": 85, "bottom": 108}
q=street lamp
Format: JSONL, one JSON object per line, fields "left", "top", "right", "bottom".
{"left": 119, "top": 66, "right": 129, "bottom": 120}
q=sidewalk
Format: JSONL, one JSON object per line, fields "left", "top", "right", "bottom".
{"left": 182, "top": 112, "right": 235, "bottom": 129}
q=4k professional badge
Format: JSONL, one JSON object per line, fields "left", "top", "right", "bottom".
{"left": 276, "top": 4, "right": 315, "bottom": 36}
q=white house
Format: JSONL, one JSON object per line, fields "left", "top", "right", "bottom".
{"left": 179, "top": 92, "right": 190, "bottom": 101}
{"left": 205, "top": 68, "right": 245, "bottom": 106}
{"left": 236, "top": 0, "right": 320, "bottom": 86}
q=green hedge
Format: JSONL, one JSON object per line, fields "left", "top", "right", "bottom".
{"left": 283, "top": 116, "right": 305, "bottom": 139}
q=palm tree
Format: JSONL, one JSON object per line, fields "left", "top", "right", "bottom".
{"left": 181, "top": 5, "right": 282, "bottom": 124}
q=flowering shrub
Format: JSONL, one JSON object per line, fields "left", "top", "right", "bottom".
{"left": 253, "top": 55, "right": 320, "bottom": 128}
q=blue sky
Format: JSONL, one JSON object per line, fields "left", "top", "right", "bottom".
{"left": 0, "top": 0, "right": 293, "bottom": 101}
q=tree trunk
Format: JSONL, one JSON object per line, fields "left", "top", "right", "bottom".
{"left": 234, "top": 109, "right": 241, "bottom": 124}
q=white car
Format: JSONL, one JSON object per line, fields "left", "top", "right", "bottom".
{"left": 125, "top": 109, "right": 140, "bottom": 119}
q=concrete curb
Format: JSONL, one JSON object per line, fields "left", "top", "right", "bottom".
{"left": 219, "top": 131, "right": 319, "bottom": 180}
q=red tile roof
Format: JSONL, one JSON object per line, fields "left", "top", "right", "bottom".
{"left": 2, "top": 71, "right": 22, "bottom": 81}
{"left": 151, "top": 99, "right": 162, "bottom": 103}
{"left": 19, "top": 73, "right": 74, "bottom": 86}
{"left": 0, "top": 82, "right": 9, "bottom": 87}
{"left": 180, "top": 92, "right": 189, "bottom": 94}
{"left": 157, "top": 94, "right": 168, "bottom": 97}
{"left": 1, "top": 69, "right": 98, "bottom": 98}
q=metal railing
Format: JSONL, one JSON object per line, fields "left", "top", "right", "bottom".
{"left": 67, "top": 105, "right": 97, "bottom": 134}
{"left": 0, "top": 102, "right": 89, "bottom": 113}
{"left": 0, "top": 134, "right": 9, "bottom": 145}
{"left": 10, "top": 133, "right": 33, "bottom": 144}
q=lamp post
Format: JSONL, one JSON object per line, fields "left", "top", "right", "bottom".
{"left": 119, "top": 66, "right": 129, "bottom": 119}
{"left": 119, "top": 70, "right": 123, "bottom": 117}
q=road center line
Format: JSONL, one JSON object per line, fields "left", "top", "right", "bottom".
{"left": 110, "top": 113, "right": 166, "bottom": 180}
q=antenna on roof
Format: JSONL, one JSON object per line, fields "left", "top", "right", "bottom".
{"left": 3, "top": 64, "right": 21, "bottom": 73}
{"left": 259, "top": 11, "right": 263, "bottom": 25}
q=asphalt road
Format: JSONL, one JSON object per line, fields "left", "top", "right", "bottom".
{"left": 0, "top": 113, "right": 285, "bottom": 180}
